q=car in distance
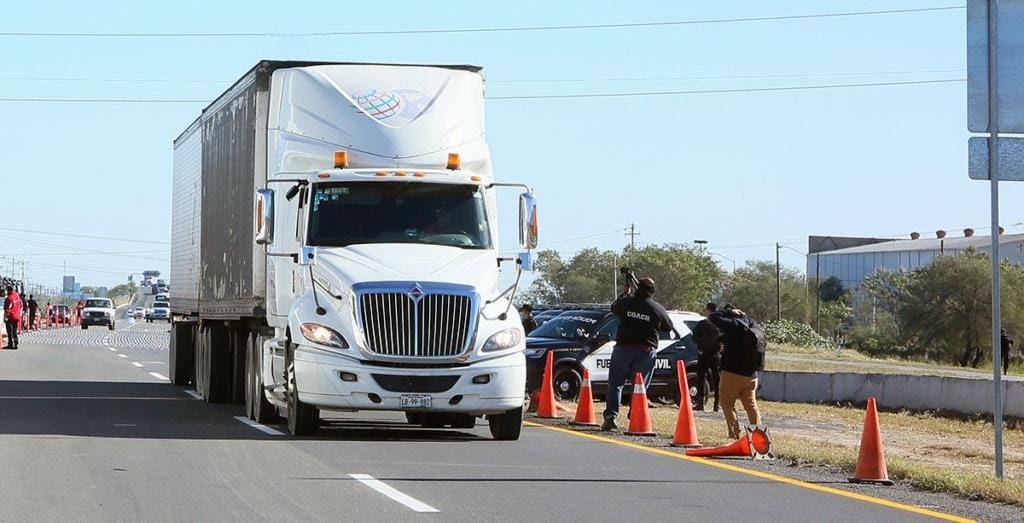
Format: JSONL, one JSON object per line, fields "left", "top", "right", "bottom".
{"left": 81, "top": 298, "right": 117, "bottom": 330}
{"left": 146, "top": 301, "right": 170, "bottom": 322}
{"left": 134, "top": 308, "right": 145, "bottom": 319}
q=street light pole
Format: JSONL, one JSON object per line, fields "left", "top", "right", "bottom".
{"left": 775, "top": 242, "right": 782, "bottom": 321}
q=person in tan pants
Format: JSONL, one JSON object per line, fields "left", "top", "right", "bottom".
{"left": 718, "top": 370, "right": 760, "bottom": 439}
{"left": 707, "top": 304, "right": 762, "bottom": 439}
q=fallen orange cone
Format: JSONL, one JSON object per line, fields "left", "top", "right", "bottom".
{"left": 849, "top": 397, "right": 894, "bottom": 485}
{"left": 685, "top": 433, "right": 752, "bottom": 458}
{"left": 571, "top": 368, "right": 598, "bottom": 426}
{"left": 625, "top": 372, "right": 655, "bottom": 436}
{"left": 535, "top": 351, "right": 561, "bottom": 418}
{"left": 670, "top": 361, "right": 701, "bottom": 448}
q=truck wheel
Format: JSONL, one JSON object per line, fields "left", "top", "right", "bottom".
{"left": 488, "top": 407, "right": 523, "bottom": 441}
{"left": 451, "top": 414, "right": 476, "bottom": 429}
{"left": 169, "top": 323, "right": 194, "bottom": 387}
{"left": 246, "top": 332, "right": 276, "bottom": 423}
{"left": 109, "top": 323, "right": 115, "bottom": 331}
{"left": 552, "top": 366, "right": 582, "bottom": 402}
{"left": 81, "top": 325, "right": 87, "bottom": 330}
{"left": 286, "top": 342, "right": 319, "bottom": 436}
{"left": 197, "top": 324, "right": 231, "bottom": 403}
{"left": 405, "top": 412, "right": 425, "bottom": 425}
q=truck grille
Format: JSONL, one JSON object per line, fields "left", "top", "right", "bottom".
{"left": 357, "top": 284, "right": 476, "bottom": 358}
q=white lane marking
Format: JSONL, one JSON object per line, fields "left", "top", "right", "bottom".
{"left": 148, "top": 372, "right": 168, "bottom": 381}
{"left": 107, "top": 347, "right": 117, "bottom": 352}
{"left": 349, "top": 474, "right": 439, "bottom": 513}
{"left": 117, "top": 354, "right": 128, "bottom": 359}
{"left": 184, "top": 390, "right": 202, "bottom": 400}
{"left": 130, "top": 362, "right": 144, "bottom": 368}
{"left": 233, "top": 416, "right": 285, "bottom": 436}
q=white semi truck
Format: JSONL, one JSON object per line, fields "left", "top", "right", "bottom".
{"left": 170, "top": 61, "right": 537, "bottom": 439}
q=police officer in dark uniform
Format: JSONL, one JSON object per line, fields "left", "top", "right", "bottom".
{"left": 602, "top": 276, "right": 673, "bottom": 431}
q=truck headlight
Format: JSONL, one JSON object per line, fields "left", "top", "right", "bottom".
{"left": 300, "top": 323, "right": 349, "bottom": 349}
{"left": 482, "top": 327, "right": 524, "bottom": 352}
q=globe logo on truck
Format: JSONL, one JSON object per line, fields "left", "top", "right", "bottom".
{"left": 353, "top": 89, "right": 403, "bottom": 120}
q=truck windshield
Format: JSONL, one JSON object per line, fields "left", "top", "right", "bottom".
{"left": 85, "top": 299, "right": 111, "bottom": 308}
{"left": 308, "top": 182, "right": 491, "bottom": 249}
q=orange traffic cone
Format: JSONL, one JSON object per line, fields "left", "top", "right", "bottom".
{"left": 849, "top": 397, "right": 894, "bottom": 485}
{"left": 670, "top": 361, "right": 701, "bottom": 448}
{"left": 625, "top": 372, "right": 656, "bottom": 436}
{"left": 571, "top": 368, "right": 598, "bottom": 426}
{"left": 535, "top": 351, "right": 561, "bottom": 418}
{"left": 685, "top": 433, "right": 753, "bottom": 458}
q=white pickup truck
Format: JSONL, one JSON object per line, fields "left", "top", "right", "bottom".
{"left": 81, "top": 298, "right": 117, "bottom": 330}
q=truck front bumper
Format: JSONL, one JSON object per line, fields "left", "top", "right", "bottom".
{"left": 293, "top": 347, "right": 526, "bottom": 416}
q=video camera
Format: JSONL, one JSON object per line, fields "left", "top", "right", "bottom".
{"left": 618, "top": 266, "right": 641, "bottom": 295}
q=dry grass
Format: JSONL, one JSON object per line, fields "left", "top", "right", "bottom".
{"left": 768, "top": 342, "right": 1024, "bottom": 377}
{"left": 554, "top": 399, "right": 1024, "bottom": 505}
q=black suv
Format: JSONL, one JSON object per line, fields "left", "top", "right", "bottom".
{"left": 524, "top": 308, "right": 704, "bottom": 405}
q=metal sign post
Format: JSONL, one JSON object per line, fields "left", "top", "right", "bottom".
{"left": 967, "top": 0, "right": 1024, "bottom": 479}
{"left": 985, "top": 0, "right": 1004, "bottom": 480}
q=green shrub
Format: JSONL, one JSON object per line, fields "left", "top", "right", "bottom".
{"left": 763, "top": 319, "right": 832, "bottom": 348}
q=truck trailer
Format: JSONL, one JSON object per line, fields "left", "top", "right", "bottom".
{"left": 170, "top": 60, "right": 537, "bottom": 438}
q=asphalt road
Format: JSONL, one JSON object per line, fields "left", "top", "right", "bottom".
{"left": 0, "top": 315, "right": 971, "bottom": 521}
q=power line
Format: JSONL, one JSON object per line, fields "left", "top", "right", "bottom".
{"left": 487, "top": 78, "right": 966, "bottom": 100}
{"left": 0, "top": 226, "right": 169, "bottom": 244}
{"left": 0, "top": 68, "right": 967, "bottom": 85}
{"left": 0, "top": 78, "right": 967, "bottom": 104}
{"left": 0, "top": 250, "right": 168, "bottom": 256}
{"left": 0, "top": 6, "right": 965, "bottom": 38}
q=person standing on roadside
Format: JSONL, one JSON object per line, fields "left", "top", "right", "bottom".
{"left": 708, "top": 304, "right": 764, "bottom": 439}
{"left": 519, "top": 304, "right": 538, "bottom": 334}
{"left": 4, "top": 286, "right": 23, "bottom": 350}
{"left": 602, "top": 277, "right": 673, "bottom": 432}
{"left": 1001, "top": 328, "right": 1015, "bottom": 376}
{"left": 26, "top": 294, "right": 38, "bottom": 331}
{"left": 691, "top": 302, "right": 722, "bottom": 412}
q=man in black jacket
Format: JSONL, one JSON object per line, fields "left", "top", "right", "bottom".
{"left": 708, "top": 304, "right": 761, "bottom": 439}
{"left": 691, "top": 302, "right": 722, "bottom": 412}
{"left": 602, "top": 278, "right": 673, "bottom": 431}
{"left": 519, "top": 304, "right": 538, "bottom": 334}
{"left": 1001, "top": 328, "right": 1014, "bottom": 376}
{"left": 26, "top": 295, "right": 38, "bottom": 331}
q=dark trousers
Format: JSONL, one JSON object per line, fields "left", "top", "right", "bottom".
{"left": 5, "top": 320, "right": 18, "bottom": 347}
{"left": 28, "top": 312, "right": 36, "bottom": 330}
{"left": 603, "top": 347, "right": 657, "bottom": 421}
{"left": 696, "top": 358, "right": 720, "bottom": 410}
{"left": 1003, "top": 349, "right": 1011, "bottom": 375}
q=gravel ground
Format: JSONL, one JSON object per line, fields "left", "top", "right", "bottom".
{"left": 529, "top": 414, "right": 1024, "bottom": 522}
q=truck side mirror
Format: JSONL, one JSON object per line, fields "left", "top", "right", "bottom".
{"left": 254, "top": 189, "right": 274, "bottom": 245}
{"left": 519, "top": 193, "right": 538, "bottom": 250}
{"left": 516, "top": 252, "right": 533, "bottom": 272}
{"left": 298, "top": 246, "right": 314, "bottom": 266}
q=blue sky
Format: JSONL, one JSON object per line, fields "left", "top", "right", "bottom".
{"left": 0, "top": 0, "right": 1002, "bottom": 290}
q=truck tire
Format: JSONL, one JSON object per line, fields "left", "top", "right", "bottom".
{"left": 420, "top": 413, "right": 448, "bottom": 428}
{"left": 197, "top": 324, "right": 232, "bottom": 403}
{"left": 81, "top": 325, "right": 87, "bottom": 330}
{"left": 169, "top": 323, "right": 195, "bottom": 386}
{"left": 246, "top": 332, "right": 276, "bottom": 423}
{"left": 286, "top": 341, "right": 319, "bottom": 436}
{"left": 405, "top": 412, "right": 425, "bottom": 425}
{"left": 229, "top": 327, "right": 247, "bottom": 404}
{"left": 488, "top": 407, "right": 523, "bottom": 441}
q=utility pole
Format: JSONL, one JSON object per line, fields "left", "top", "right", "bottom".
{"left": 815, "top": 254, "right": 822, "bottom": 333}
{"left": 775, "top": 243, "right": 782, "bottom": 321}
{"left": 625, "top": 223, "right": 639, "bottom": 251}
{"left": 985, "top": 0, "right": 1003, "bottom": 479}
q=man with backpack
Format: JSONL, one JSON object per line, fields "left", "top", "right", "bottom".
{"left": 708, "top": 303, "right": 765, "bottom": 439}
{"left": 691, "top": 302, "right": 722, "bottom": 412}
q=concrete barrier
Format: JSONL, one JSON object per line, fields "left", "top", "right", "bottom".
{"left": 757, "top": 371, "right": 1024, "bottom": 418}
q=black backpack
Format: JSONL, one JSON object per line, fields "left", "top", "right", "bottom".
{"left": 738, "top": 318, "right": 768, "bottom": 372}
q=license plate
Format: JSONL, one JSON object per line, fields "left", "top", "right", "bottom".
{"left": 400, "top": 394, "right": 432, "bottom": 409}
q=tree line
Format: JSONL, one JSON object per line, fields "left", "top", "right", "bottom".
{"left": 521, "top": 244, "right": 1017, "bottom": 367}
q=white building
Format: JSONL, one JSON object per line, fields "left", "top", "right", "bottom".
{"left": 807, "top": 231, "right": 1024, "bottom": 289}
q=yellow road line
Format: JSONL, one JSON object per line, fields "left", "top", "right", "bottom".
{"left": 524, "top": 421, "right": 974, "bottom": 523}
